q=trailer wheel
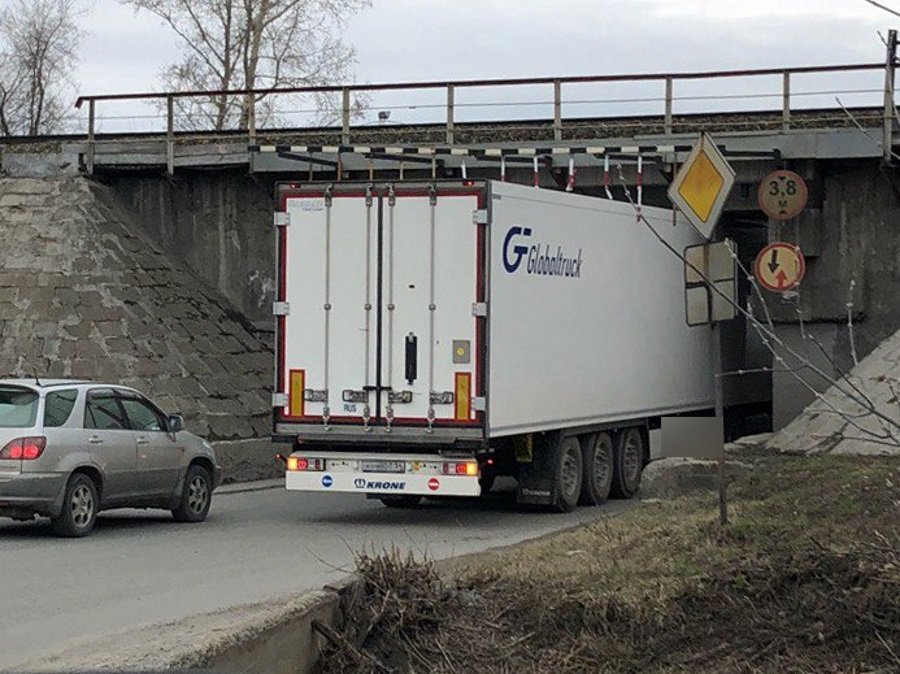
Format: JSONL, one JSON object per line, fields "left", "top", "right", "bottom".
{"left": 554, "top": 436, "right": 583, "bottom": 512}
{"left": 579, "top": 432, "right": 614, "bottom": 506}
{"left": 611, "top": 427, "right": 644, "bottom": 499}
{"left": 379, "top": 495, "right": 422, "bottom": 508}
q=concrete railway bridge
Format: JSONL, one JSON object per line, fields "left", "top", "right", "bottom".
{"left": 3, "top": 52, "right": 900, "bottom": 433}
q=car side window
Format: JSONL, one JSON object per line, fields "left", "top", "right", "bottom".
{"left": 44, "top": 389, "right": 78, "bottom": 427}
{"left": 84, "top": 394, "right": 128, "bottom": 431}
{"left": 120, "top": 397, "right": 167, "bottom": 432}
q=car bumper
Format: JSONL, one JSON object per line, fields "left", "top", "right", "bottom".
{"left": 0, "top": 472, "right": 67, "bottom": 518}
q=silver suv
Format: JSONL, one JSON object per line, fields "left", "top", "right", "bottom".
{"left": 0, "top": 379, "right": 221, "bottom": 537}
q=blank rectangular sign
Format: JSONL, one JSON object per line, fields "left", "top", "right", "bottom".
{"left": 661, "top": 416, "right": 724, "bottom": 458}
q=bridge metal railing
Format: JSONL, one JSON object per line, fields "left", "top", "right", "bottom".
{"left": 73, "top": 59, "right": 896, "bottom": 175}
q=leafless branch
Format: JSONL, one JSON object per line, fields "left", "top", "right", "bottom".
{"left": 120, "top": 0, "right": 370, "bottom": 131}
{"left": 0, "top": 0, "right": 83, "bottom": 136}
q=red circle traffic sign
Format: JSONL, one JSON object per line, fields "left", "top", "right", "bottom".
{"left": 754, "top": 242, "right": 805, "bottom": 292}
{"left": 758, "top": 170, "right": 808, "bottom": 221}
{"left": 427, "top": 478, "right": 440, "bottom": 491}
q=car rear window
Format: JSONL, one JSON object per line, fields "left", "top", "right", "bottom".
{"left": 0, "top": 387, "right": 39, "bottom": 428}
{"left": 44, "top": 389, "right": 78, "bottom": 427}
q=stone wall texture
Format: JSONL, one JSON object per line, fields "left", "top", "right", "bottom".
{"left": 0, "top": 177, "right": 274, "bottom": 448}
{"left": 768, "top": 325, "right": 900, "bottom": 455}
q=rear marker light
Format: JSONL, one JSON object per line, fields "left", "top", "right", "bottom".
{"left": 0, "top": 436, "right": 46, "bottom": 461}
{"left": 442, "top": 461, "right": 479, "bottom": 476}
{"left": 286, "top": 457, "right": 324, "bottom": 472}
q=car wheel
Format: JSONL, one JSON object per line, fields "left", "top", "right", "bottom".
{"left": 172, "top": 464, "right": 213, "bottom": 523}
{"left": 51, "top": 473, "right": 99, "bottom": 538}
{"left": 379, "top": 495, "right": 422, "bottom": 508}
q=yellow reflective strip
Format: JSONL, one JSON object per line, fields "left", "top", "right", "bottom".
{"left": 455, "top": 372, "right": 471, "bottom": 420}
{"left": 289, "top": 370, "right": 305, "bottom": 417}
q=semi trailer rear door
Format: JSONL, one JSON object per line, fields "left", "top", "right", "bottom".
{"left": 274, "top": 182, "right": 485, "bottom": 434}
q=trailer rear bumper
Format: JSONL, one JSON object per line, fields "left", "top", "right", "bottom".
{"left": 284, "top": 450, "right": 482, "bottom": 497}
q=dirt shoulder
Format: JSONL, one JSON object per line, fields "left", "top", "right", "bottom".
{"left": 318, "top": 449, "right": 900, "bottom": 673}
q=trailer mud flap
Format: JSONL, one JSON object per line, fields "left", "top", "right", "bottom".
{"left": 515, "top": 432, "right": 558, "bottom": 506}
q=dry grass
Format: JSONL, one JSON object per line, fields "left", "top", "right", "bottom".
{"left": 318, "top": 451, "right": 900, "bottom": 674}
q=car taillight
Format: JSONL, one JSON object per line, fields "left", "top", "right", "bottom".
{"left": 0, "top": 436, "right": 47, "bottom": 460}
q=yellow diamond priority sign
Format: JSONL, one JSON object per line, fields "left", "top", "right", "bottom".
{"left": 668, "top": 133, "right": 735, "bottom": 240}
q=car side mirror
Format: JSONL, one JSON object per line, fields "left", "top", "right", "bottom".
{"left": 167, "top": 414, "right": 184, "bottom": 433}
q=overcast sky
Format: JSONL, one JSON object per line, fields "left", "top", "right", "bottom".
{"left": 60, "top": 0, "right": 900, "bottom": 129}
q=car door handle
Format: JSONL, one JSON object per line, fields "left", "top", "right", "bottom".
{"left": 136, "top": 437, "right": 150, "bottom": 446}
{"left": 88, "top": 436, "right": 103, "bottom": 445}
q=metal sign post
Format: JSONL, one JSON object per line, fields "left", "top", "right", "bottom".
{"left": 713, "top": 323, "right": 727, "bottom": 525}
{"left": 670, "top": 133, "right": 737, "bottom": 526}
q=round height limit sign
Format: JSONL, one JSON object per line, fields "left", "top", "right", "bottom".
{"left": 758, "top": 170, "right": 808, "bottom": 221}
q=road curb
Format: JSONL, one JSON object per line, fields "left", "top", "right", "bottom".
{"left": 217, "top": 478, "right": 283, "bottom": 495}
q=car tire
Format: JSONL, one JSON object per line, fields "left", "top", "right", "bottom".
{"left": 379, "top": 495, "right": 422, "bottom": 508}
{"left": 611, "top": 427, "right": 645, "bottom": 499}
{"left": 553, "top": 436, "right": 583, "bottom": 513}
{"left": 172, "top": 464, "right": 213, "bottom": 523}
{"left": 51, "top": 473, "right": 99, "bottom": 538}
{"left": 579, "top": 432, "right": 614, "bottom": 506}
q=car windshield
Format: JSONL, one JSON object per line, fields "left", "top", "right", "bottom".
{"left": 0, "top": 386, "right": 39, "bottom": 428}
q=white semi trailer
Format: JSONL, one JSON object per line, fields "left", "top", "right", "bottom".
{"left": 273, "top": 179, "right": 715, "bottom": 510}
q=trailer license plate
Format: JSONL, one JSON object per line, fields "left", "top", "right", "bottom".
{"left": 361, "top": 460, "right": 405, "bottom": 473}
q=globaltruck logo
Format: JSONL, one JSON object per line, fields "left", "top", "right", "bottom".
{"left": 502, "top": 226, "right": 583, "bottom": 279}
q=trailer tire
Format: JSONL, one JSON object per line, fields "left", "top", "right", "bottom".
{"left": 611, "top": 427, "right": 644, "bottom": 499}
{"left": 379, "top": 495, "right": 422, "bottom": 508}
{"left": 579, "top": 432, "right": 614, "bottom": 506}
{"left": 553, "top": 436, "right": 583, "bottom": 512}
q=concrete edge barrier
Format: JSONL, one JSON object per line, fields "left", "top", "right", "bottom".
{"left": 12, "top": 579, "right": 364, "bottom": 674}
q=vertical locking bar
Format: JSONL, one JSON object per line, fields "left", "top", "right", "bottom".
{"left": 385, "top": 185, "right": 396, "bottom": 431}
{"left": 426, "top": 185, "right": 437, "bottom": 431}
{"left": 322, "top": 185, "right": 333, "bottom": 428}
{"left": 363, "top": 184, "right": 373, "bottom": 431}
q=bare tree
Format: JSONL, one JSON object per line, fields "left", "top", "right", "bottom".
{"left": 120, "top": 0, "right": 370, "bottom": 131}
{"left": 0, "top": 0, "right": 83, "bottom": 136}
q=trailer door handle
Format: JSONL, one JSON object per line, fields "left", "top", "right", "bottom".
{"left": 405, "top": 333, "right": 418, "bottom": 385}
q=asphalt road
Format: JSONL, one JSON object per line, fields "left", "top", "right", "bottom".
{"left": 0, "top": 479, "right": 628, "bottom": 671}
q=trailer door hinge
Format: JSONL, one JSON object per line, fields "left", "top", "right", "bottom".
{"left": 272, "top": 392, "right": 288, "bottom": 407}
{"left": 273, "top": 301, "right": 290, "bottom": 316}
{"left": 472, "top": 209, "right": 489, "bottom": 225}
{"left": 472, "top": 396, "right": 486, "bottom": 412}
{"left": 471, "top": 302, "right": 487, "bottom": 317}
{"left": 274, "top": 212, "right": 290, "bottom": 227}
